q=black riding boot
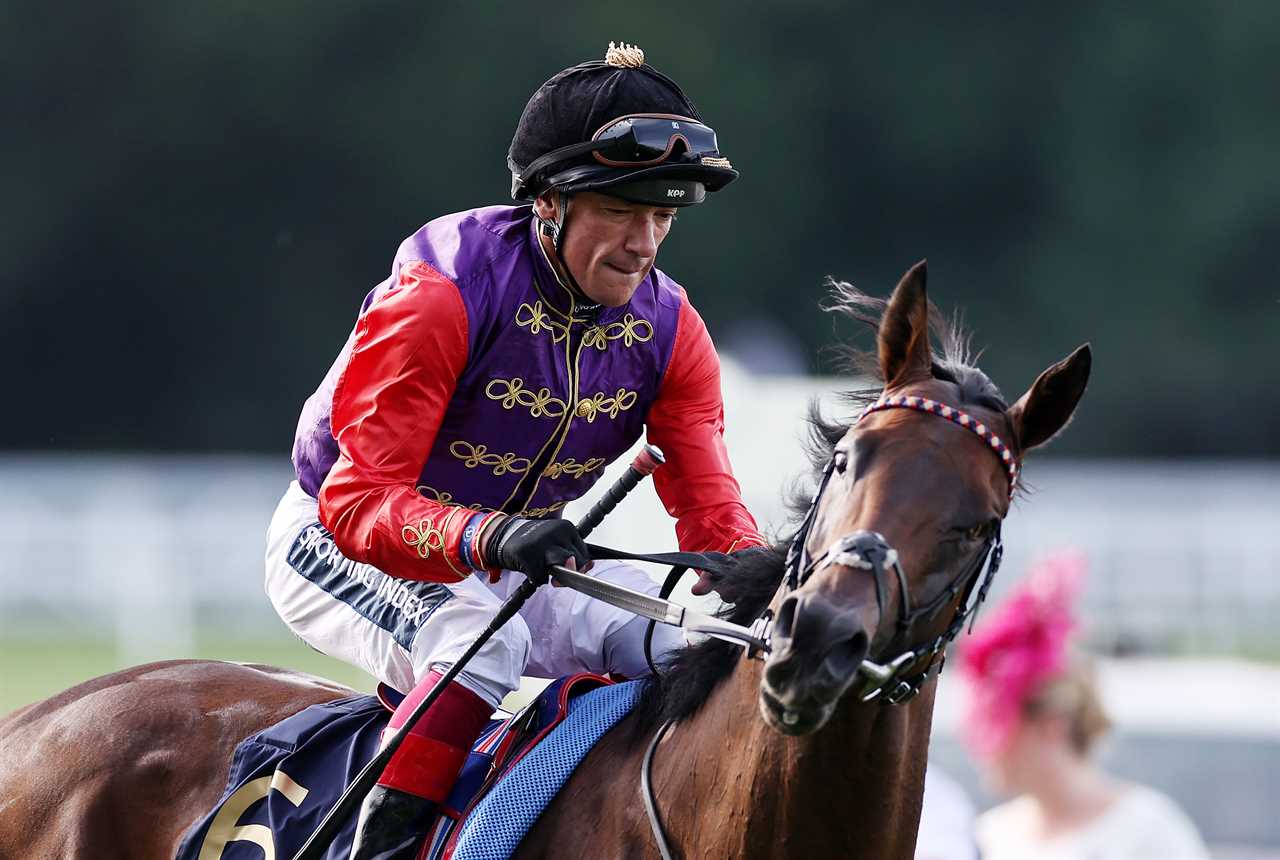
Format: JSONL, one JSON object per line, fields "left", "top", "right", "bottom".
{"left": 348, "top": 784, "right": 436, "bottom": 860}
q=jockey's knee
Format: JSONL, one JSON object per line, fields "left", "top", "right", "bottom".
{"left": 414, "top": 610, "right": 532, "bottom": 710}
{"left": 607, "top": 612, "right": 684, "bottom": 679}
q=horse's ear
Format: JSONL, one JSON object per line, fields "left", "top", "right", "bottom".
{"left": 879, "top": 260, "right": 932, "bottom": 389}
{"left": 1008, "top": 344, "right": 1093, "bottom": 452}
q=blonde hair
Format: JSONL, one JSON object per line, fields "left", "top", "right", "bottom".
{"left": 1021, "top": 653, "right": 1111, "bottom": 755}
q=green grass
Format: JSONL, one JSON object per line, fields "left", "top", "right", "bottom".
{"left": 0, "top": 632, "right": 376, "bottom": 717}
{"left": 1, "top": 632, "right": 550, "bottom": 717}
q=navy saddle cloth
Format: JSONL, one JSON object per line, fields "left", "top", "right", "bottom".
{"left": 175, "top": 674, "right": 644, "bottom": 860}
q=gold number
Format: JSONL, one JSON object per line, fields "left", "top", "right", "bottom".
{"left": 197, "top": 769, "right": 309, "bottom": 860}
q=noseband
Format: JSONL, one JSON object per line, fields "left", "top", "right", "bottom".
{"left": 778, "top": 393, "right": 1018, "bottom": 704}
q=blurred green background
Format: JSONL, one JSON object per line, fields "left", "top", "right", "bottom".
{"left": 3, "top": 5, "right": 1280, "bottom": 852}
{"left": 4, "top": 2, "right": 1278, "bottom": 456}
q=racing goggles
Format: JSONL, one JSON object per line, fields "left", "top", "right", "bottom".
{"left": 518, "top": 114, "right": 732, "bottom": 190}
{"left": 590, "top": 113, "right": 730, "bottom": 168}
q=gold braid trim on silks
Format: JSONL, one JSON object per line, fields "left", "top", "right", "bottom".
{"left": 582, "top": 314, "right": 653, "bottom": 351}
{"left": 520, "top": 500, "right": 569, "bottom": 518}
{"left": 515, "top": 301, "right": 570, "bottom": 343}
{"left": 400, "top": 507, "right": 470, "bottom": 577}
{"left": 516, "top": 301, "right": 653, "bottom": 351}
{"left": 541, "top": 457, "right": 606, "bottom": 480}
{"left": 449, "top": 440, "right": 606, "bottom": 481}
{"left": 573, "top": 388, "right": 639, "bottom": 423}
{"left": 413, "top": 485, "right": 567, "bottom": 519}
{"left": 485, "top": 377, "right": 638, "bottom": 423}
{"left": 485, "top": 378, "right": 569, "bottom": 419}
{"left": 415, "top": 485, "right": 486, "bottom": 511}
{"left": 401, "top": 520, "right": 446, "bottom": 559}
{"left": 448, "top": 441, "right": 533, "bottom": 476}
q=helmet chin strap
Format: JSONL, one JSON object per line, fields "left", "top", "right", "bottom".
{"left": 536, "top": 191, "right": 595, "bottom": 306}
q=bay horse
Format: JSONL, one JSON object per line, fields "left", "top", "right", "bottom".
{"left": 0, "top": 261, "right": 1090, "bottom": 859}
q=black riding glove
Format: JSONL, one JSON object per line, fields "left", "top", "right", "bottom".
{"left": 489, "top": 517, "right": 590, "bottom": 585}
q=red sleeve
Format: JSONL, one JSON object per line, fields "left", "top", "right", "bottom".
{"left": 646, "top": 294, "right": 766, "bottom": 554}
{"left": 317, "top": 261, "right": 496, "bottom": 583}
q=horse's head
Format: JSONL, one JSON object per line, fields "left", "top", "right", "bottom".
{"left": 760, "top": 261, "right": 1091, "bottom": 736}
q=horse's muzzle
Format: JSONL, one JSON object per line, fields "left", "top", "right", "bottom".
{"left": 759, "top": 590, "right": 871, "bottom": 735}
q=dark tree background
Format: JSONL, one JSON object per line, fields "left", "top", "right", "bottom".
{"left": 4, "top": 3, "right": 1277, "bottom": 456}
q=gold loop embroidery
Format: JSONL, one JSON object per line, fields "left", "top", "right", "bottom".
{"left": 484, "top": 378, "right": 568, "bottom": 419}
{"left": 519, "top": 500, "right": 569, "bottom": 518}
{"left": 582, "top": 314, "right": 654, "bottom": 351}
{"left": 518, "top": 301, "right": 652, "bottom": 352}
{"left": 414, "top": 484, "right": 570, "bottom": 520}
{"left": 448, "top": 440, "right": 532, "bottom": 477}
{"left": 542, "top": 457, "right": 605, "bottom": 480}
{"left": 416, "top": 485, "right": 487, "bottom": 511}
{"left": 515, "top": 301, "right": 569, "bottom": 343}
{"left": 401, "top": 520, "right": 447, "bottom": 559}
{"left": 576, "top": 388, "right": 639, "bottom": 423}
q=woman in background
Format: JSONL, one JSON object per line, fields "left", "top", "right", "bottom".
{"left": 958, "top": 554, "right": 1209, "bottom": 860}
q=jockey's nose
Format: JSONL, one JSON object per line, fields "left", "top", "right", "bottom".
{"left": 766, "top": 591, "right": 869, "bottom": 699}
{"left": 624, "top": 216, "right": 660, "bottom": 259}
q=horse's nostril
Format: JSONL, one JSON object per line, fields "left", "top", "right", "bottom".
{"left": 822, "top": 630, "right": 870, "bottom": 681}
{"left": 773, "top": 594, "right": 799, "bottom": 641}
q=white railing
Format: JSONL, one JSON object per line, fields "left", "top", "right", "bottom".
{"left": 2, "top": 367, "right": 1278, "bottom": 661}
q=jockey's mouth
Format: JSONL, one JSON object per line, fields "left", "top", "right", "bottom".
{"left": 605, "top": 261, "right": 647, "bottom": 277}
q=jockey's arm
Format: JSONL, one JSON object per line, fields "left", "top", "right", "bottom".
{"left": 317, "top": 262, "right": 503, "bottom": 584}
{"left": 645, "top": 294, "right": 767, "bottom": 554}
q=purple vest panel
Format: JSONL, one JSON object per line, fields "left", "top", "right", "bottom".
{"left": 293, "top": 205, "right": 683, "bottom": 519}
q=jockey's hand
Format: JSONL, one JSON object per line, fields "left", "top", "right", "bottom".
{"left": 691, "top": 545, "right": 775, "bottom": 602}
{"left": 489, "top": 517, "right": 591, "bottom": 586}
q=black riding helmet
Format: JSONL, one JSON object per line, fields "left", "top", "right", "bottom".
{"left": 508, "top": 43, "right": 738, "bottom": 211}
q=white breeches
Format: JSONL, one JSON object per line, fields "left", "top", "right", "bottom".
{"left": 264, "top": 481, "right": 683, "bottom": 708}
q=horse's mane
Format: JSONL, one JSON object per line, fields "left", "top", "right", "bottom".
{"left": 628, "top": 280, "right": 1011, "bottom": 738}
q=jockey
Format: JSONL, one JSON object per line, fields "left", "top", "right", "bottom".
{"left": 265, "top": 42, "right": 766, "bottom": 859}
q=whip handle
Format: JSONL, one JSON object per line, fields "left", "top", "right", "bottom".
{"left": 577, "top": 444, "right": 664, "bottom": 539}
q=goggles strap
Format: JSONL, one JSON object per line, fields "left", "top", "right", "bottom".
{"left": 520, "top": 140, "right": 606, "bottom": 192}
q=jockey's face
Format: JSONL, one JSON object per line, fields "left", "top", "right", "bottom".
{"left": 535, "top": 191, "right": 677, "bottom": 307}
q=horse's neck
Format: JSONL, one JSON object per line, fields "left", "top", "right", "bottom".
{"left": 653, "top": 658, "right": 937, "bottom": 859}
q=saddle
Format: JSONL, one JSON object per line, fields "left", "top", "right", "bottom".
{"left": 175, "top": 674, "right": 644, "bottom": 860}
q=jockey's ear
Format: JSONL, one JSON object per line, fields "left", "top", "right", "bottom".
{"left": 879, "top": 260, "right": 932, "bottom": 390}
{"left": 532, "top": 191, "right": 560, "bottom": 223}
{"left": 1007, "top": 344, "right": 1092, "bottom": 453}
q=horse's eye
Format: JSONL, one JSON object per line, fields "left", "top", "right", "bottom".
{"left": 833, "top": 450, "right": 849, "bottom": 474}
{"left": 964, "top": 522, "right": 991, "bottom": 543}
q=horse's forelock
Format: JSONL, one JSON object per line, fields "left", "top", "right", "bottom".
{"left": 811, "top": 279, "right": 1010, "bottom": 471}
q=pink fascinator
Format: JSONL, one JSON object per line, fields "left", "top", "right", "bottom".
{"left": 956, "top": 551, "right": 1087, "bottom": 758}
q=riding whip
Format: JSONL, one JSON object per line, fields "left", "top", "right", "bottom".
{"left": 291, "top": 444, "right": 665, "bottom": 860}
{"left": 549, "top": 563, "right": 769, "bottom": 652}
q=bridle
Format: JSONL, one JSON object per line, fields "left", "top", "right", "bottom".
{"left": 641, "top": 391, "right": 1021, "bottom": 859}
{"left": 779, "top": 392, "right": 1019, "bottom": 704}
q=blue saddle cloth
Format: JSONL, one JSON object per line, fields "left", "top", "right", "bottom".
{"left": 175, "top": 675, "right": 643, "bottom": 860}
